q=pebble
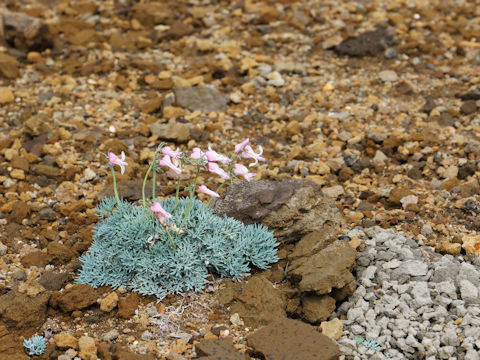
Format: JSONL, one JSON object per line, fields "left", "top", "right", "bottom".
{"left": 378, "top": 70, "right": 398, "bottom": 82}
{"left": 0, "top": 87, "right": 14, "bottom": 104}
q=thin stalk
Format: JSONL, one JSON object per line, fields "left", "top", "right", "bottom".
{"left": 164, "top": 226, "right": 176, "bottom": 248}
{"left": 142, "top": 160, "right": 155, "bottom": 208}
{"left": 177, "top": 165, "right": 200, "bottom": 234}
{"left": 152, "top": 157, "right": 157, "bottom": 201}
{"left": 173, "top": 159, "right": 185, "bottom": 215}
{"left": 111, "top": 166, "right": 121, "bottom": 205}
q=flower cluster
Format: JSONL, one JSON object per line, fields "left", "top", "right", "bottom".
{"left": 105, "top": 138, "right": 265, "bottom": 248}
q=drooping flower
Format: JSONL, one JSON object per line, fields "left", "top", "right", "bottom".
{"left": 161, "top": 146, "right": 182, "bottom": 158}
{"left": 108, "top": 151, "right": 128, "bottom": 174}
{"left": 190, "top": 147, "right": 207, "bottom": 161}
{"left": 205, "top": 147, "right": 230, "bottom": 164}
{"left": 234, "top": 138, "right": 249, "bottom": 153}
{"left": 241, "top": 145, "right": 265, "bottom": 167}
{"left": 150, "top": 202, "right": 172, "bottom": 224}
{"left": 198, "top": 185, "right": 220, "bottom": 198}
{"left": 159, "top": 155, "right": 182, "bottom": 174}
{"left": 207, "top": 162, "right": 230, "bottom": 180}
{"left": 233, "top": 163, "right": 256, "bottom": 181}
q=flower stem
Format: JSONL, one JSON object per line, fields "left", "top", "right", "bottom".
{"left": 164, "top": 226, "right": 176, "bottom": 248}
{"left": 111, "top": 166, "right": 121, "bottom": 206}
{"left": 142, "top": 160, "right": 155, "bottom": 208}
{"left": 177, "top": 165, "right": 200, "bottom": 233}
{"left": 152, "top": 156, "right": 157, "bottom": 201}
{"left": 173, "top": 159, "right": 185, "bottom": 215}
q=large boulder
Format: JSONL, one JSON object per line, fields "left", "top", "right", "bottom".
{"left": 211, "top": 179, "right": 345, "bottom": 244}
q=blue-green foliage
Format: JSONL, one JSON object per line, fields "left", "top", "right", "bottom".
{"left": 23, "top": 335, "right": 46, "bottom": 356}
{"left": 76, "top": 197, "right": 278, "bottom": 299}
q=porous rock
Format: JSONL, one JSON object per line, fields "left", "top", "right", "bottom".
{"left": 52, "top": 284, "right": 98, "bottom": 313}
{"left": 195, "top": 337, "right": 246, "bottom": 360}
{"left": 0, "top": 287, "right": 50, "bottom": 336}
{"left": 211, "top": 179, "right": 345, "bottom": 244}
{"left": 247, "top": 318, "right": 340, "bottom": 360}
{"left": 117, "top": 292, "right": 140, "bottom": 319}
{"left": 218, "top": 275, "right": 286, "bottom": 327}
{"left": 288, "top": 241, "right": 357, "bottom": 296}
{"left": 0, "top": 324, "right": 29, "bottom": 360}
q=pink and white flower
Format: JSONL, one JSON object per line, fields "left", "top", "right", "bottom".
{"left": 207, "top": 162, "right": 230, "bottom": 180}
{"left": 198, "top": 185, "right": 220, "bottom": 198}
{"left": 159, "top": 155, "right": 182, "bottom": 175}
{"left": 234, "top": 138, "right": 249, "bottom": 154}
{"left": 161, "top": 146, "right": 182, "bottom": 158}
{"left": 241, "top": 145, "right": 265, "bottom": 167}
{"left": 108, "top": 151, "right": 128, "bottom": 174}
{"left": 233, "top": 163, "right": 256, "bottom": 181}
{"left": 150, "top": 202, "right": 172, "bottom": 224}
{"left": 190, "top": 147, "right": 207, "bottom": 161}
{"left": 205, "top": 148, "right": 230, "bottom": 164}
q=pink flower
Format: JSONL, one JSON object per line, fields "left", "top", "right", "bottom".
{"left": 108, "top": 151, "right": 128, "bottom": 174}
{"left": 205, "top": 148, "right": 230, "bottom": 164}
{"left": 207, "top": 162, "right": 230, "bottom": 180}
{"left": 161, "top": 146, "right": 181, "bottom": 158}
{"left": 150, "top": 202, "right": 172, "bottom": 224}
{"left": 234, "top": 138, "right": 249, "bottom": 153}
{"left": 190, "top": 147, "right": 206, "bottom": 161}
{"left": 159, "top": 155, "right": 182, "bottom": 175}
{"left": 198, "top": 185, "right": 220, "bottom": 198}
{"left": 241, "top": 145, "right": 265, "bottom": 167}
{"left": 233, "top": 163, "right": 256, "bottom": 181}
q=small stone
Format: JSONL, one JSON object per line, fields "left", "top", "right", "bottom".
{"left": 78, "top": 336, "right": 97, "bottom": 360}
{"left": 10, "top": 169, "right": 25, "bottom": 180}
{"left": 462, "top": 234, "right": 480, "bottom": 256}
{"left": 459, "top": 280, "right": 478, "bottom": 302}
{"left": 230, "top": 313, "right": 243, "bottom": 326}
{"left": 0, "top": 87, "right": 14, "bottom": 104}
{"left": 100, "top": 292, "right": 119, "bottom": 312}
{"left": 54, "top": 332, "right": 79, "bottom": 350}
{"left": 0, "top": 242, "right": 7, "bottom": 256}
{"left": 320, "top": 318, "right": 343, "bottom": 340}
{"left": 174, "top": 86, "right": 228, "bottom": 112}
{"left": 241, "top": 82, "right": 256, "bottom": 95}
{"left": 322, "top": 185, "right": 344, "bottom": 198}
{"left": 461, "top": 100, "right": 477, "bottom": 115}
{"left": 83, "top": 168, "right": 96, "bottom": 181}
{"left": 150, "top": 120, "right": 190, "bottom": 143}
{"left": 267, "top": 71, "right": 285, "bottom": 87}
{"left": 378, "top": 70, "right": 398, "bottom": 82}
{"left": 372, "top": 150, "right": 388, "bottom": 167}
{"left": 443, "top": 166, "right": 459, "bottom": 179}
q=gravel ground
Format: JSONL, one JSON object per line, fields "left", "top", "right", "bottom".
{"left": 1, "top": 0, "right": 480, "bottom": 358}
{"left": 335, "top": 227, "right": 480, "bottom": 360}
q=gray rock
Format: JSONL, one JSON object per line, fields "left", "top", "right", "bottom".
{"left": 459, "top": 280, "right": 479, "bottom": 302}
{"left": 102, "top": 329, "right": 119, "bottom": 341}
{"left": 410, "top": 281, "right": 432, "bottom": 308}
{"left": 174, "top": 86, "right": 228, "bottom": 112}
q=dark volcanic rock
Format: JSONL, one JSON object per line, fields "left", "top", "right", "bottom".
{"left": 211, "top": 179, "right": 345, "bottom": 244}
{"left": 334, "top": 29, "right": 394, "bottom": 57}
{"left": 247, "top": 318, "right": 340, "bottom": 360}
{"left": 195, "top": 337, "right": 246, "bottom": 360}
